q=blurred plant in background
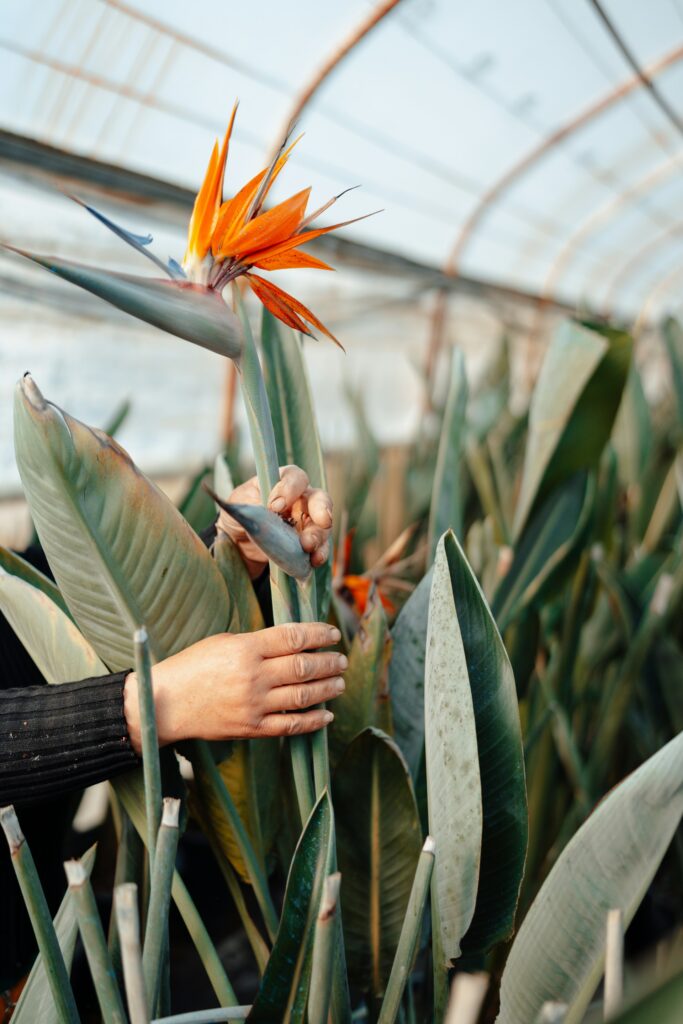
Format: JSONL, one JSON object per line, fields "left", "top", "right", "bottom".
{"left": 0, "top": 113, "right": 682, "bottom": 1024}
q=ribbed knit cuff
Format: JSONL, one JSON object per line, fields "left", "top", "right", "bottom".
{"left": 0, "top": 672, "right": 140, "bottom": 805}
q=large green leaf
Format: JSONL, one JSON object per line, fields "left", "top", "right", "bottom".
{"left": 0, "top": 545, "right": 72, "bottom": 619}
{"left": 5, "top": 246, "right": 242, "bottom": 360}
{"left": 514, "top": 319, "right": 631, "bottom": 538}
{"left": 248, "top": 791, "right": 334, "bottom": 1023}
{"left": 611, "top": 362, "right": 652, "bottom": 489}
{"left": 427, "top": 532, "right": 527, "bottom": 962}
{"left": 260, "top": 311, "right": 332, "bottom": 617}
{"left": 612, "top": 967, "right": 683, "bottom": 1023}
{"left": 428, "top": 348, "right": 468, "bottom": 558}
{"left": 12, "top": 846, "right": 96, "bottom": 1024}
{"left": 492, "top": 471, "right": 594, "bottom": 631}
{"left": 14, "top": 375, "right": 230, "bottom": 670}
{"left": 497, "top": 732, "right": 683, "bottom": 1024}
{"left": 329, "top": 593, "right": 393, "bottom": 765}
{"left": 0, "top": 568, "right": 106, "bottom": 681}
{"left": 334, "top": 728, "right": 422, "bottom": 997}
{"left": 388, "top": 568, "right": 433, "bottom": 781}
{"left": 662, "top": 317, "right": 683, "bottom": 433}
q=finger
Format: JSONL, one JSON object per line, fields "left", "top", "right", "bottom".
{"left": 300, "top": 525, "right": 327, "bottom": 554}
{"left": 253, "top": 622, "right": 341, "bottom": 659}
{"left": 306, "top": 488, "right": 333, "bottom": 530}
{"left": 265, "top": 675, "right": 345, "bottom": 712}
{"left": 266, "top": 650, "right": 348, "bottom": 686}
{"left": 268, "top": 465, "right": 309, "bottom": 513}
{"left": 311, "top": 540, "right": 330, "bottom": 568}
{"left": 257, "top": 709, "right": 334, "bottom": 737}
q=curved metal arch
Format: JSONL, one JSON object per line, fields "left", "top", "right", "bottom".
{"left": 541, "top": 154, "right": 683, "bottom": 306}
{"left": 634, "top": 261, "right": 683, "bottom": 333}
{"left": 603, "top": 222, "right": 683, "bottom": 315}
{"left": 266, "top": 0, "right": 403, "bottom": 161}
{"left": 445, "top": 43, "right": 683, "bottom": 276}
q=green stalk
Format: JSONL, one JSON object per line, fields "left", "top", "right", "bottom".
{"left": 308, "top": 873, "right": 341, "bottom": 1024}
{"left": 0, "top": 806, "right": 80, "bottom": 1024}
{"left": 135, "top": 627, "right": 162, "bottom": 874}
{"left": 64, "top": 859, "right": 127, "bottom": 1024}
{"left": 150, "top": 1009, "right": 251, "bottom": 1023}
{"left": 109, "top": 799, "right": 145, "bottom": 984}
{"left": 115, "top": 882, "right": 149, "bottom": 1024}
{"left": 379, "top": 837, "right": 435, "bottom": 1024}
{"left": 171, "top": 871, "right": 237, "bottom": 1007}
{"left": 192, "top": 740, "right": 278, "bottom": 941}
{"left": 143, "top": 798, "right": 181, "bottom": 1013}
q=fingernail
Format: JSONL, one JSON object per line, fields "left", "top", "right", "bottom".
{"left": 338, "top": 654, "right": 348, "bottom": 670}
{"left": 270, "top": 497, "right": 285, "bottom": 512}
{"left": 335, "top": 677, "right": 345, "bottom": 693}
{"left": 329, "top": 627, "right": 342, "bottom": 642}
{"left": 323, "top": 710, "right": 334, "bottom": 724}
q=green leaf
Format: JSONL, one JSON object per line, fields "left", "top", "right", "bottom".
{"left": 662, "top": 317, "right": 683, "bottom": 433}
{"left": 329, "top": 594, "right": 393, "bottom": 765}
{"left": 5, "top": 247, "right": 242, "bottom": 360}
{"left": 178, "top": 465, "right": 217, "bottom": 535}
{"left": 0, "top": 568, "right": 107, "bottom": 682}
{"left": 0, "top": 545, "right": 72, "bottom": 619}
{"left": 514, "top": 319, "right": 632, "bottom": 538}
{"left": 14, "top": 375, "right": 230, "bottom": 670}
{"left": 13, "top": 846, "right": 96, "bottom": 1024}
{"left": 498, "top": 732, "right": 683, "bottom": 1024}
{"left": 221, "top": 502, "right": 312, "bottom": 582}
{"left": 248, "top": 791, "right": 334, "bottom": 1023}
{"left": 611, "top": 362, "right": 652, "bottom": 489}
{"left": 611, "top": 967, "right": 683, "bottom": 1023}
{"left": 492, "top": 471, "right": 594, "bottom": 631}
{"left": 260, "top": 311, "right": 332, "bottom": 617}
{"left": 387, "top": 568, "right": 433, "bottom": 781}
{"left": 428, "top": 348, "right": 468, "bottom": 558}
{"left": 427, "top": 532, "right": 527, "bottom": 961}
{"left": 334, "top": 728, "right": 422, "bottom": 997}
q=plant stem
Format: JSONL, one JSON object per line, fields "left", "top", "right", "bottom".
{"left": 143, "top": 798, "right": 181, "bottom": 1014}
{"left": 115, "top": 882, "right": 149, "bottom": 1024}
{"left": 379, "top": 838, "right": 435, "bottom": 1024}
{"left": 64, "top": 859, "right": 127, "bottom": 1024}
{"left": 150, "top": 1009, "right": 251, "bottom": 1023}
{"left": 171, "top": 871, "right": 238, "bottom": 1007}
{"left": 192, "top": 740, "right": 278, "bottom": 941}
{"left": 109, "top": 798, "right": 145, "bottom": 984}
{"left": 308, "top": 873, "right": 341, "bottom": 1024}
{"left": 0, "top": 806, "right": 80, "bottom": 1024}
{"left": 135, "top": 627, "right": 162, "bottom": 876}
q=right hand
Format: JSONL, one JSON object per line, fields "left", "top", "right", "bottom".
{"left": 123, "top": 622, "right": 346, "bottom": 752}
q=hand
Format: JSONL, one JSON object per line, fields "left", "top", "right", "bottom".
{"left": 123, "top": 621, "right": 346, "bottom": 751}
{"left": 218, "top": 465, "right": 333, "bottom": 579}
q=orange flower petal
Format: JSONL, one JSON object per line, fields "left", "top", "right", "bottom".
{"left": 245, "top": 209, "right": 378, "bottom": 265}
{"left": 251, "top": 248, "right": 333, "bottom": 272}
{"left": 211, "top": 135, "right": 302, "bottom": 260}
{"left": 219, "top": 188, "right": 311, "bottom": 260}
{"left": 246, "top": 273, "right": 310, "bottom": 334}
{"left": 247, "top": 273, "right": 343, "bottom": 349}
{"left": 186, "top": 102, "right": 238, "bottom": 261}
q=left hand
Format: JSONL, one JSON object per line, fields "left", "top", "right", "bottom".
{"left": 218, "top": 465, "right": 333, "bottom": 579}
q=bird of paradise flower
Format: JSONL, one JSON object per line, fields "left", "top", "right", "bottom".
{"left": 4, "top": 101, "right": 373, "bottom": 358}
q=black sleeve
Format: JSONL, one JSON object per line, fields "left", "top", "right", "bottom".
{"left": 0, "top": 673, "right": 139, "bottom": 806}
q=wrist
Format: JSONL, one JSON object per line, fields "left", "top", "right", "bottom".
{"left": 123, "top": 669, "right": 179, "bottom": 752}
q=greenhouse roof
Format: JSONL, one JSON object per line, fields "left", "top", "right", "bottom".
{"left": 1, "top": 0, "right": 683, "bottom": 320}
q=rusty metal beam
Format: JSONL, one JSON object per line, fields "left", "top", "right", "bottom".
{"left": 603, "top": 221, "right": 683, "bottom": 314}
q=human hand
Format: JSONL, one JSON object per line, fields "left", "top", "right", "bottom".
{"left": 123, "top": 621, "right": 346, "bottom": 751}
{"left": 218, "top": 465, "right": 333, "bottom": 579}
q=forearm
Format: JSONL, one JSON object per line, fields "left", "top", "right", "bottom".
{"left": 0, "top": 674, "right": 139, "bottom": 805}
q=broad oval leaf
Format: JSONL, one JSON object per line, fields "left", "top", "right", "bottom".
{"left": 492, "top": 471, "right": 594, "bottom": 632}
{"left": 5, "top": 246, "right": 242, "bottom": 360}
{"left": 334, "top": 727, "right": 422, "bottom": 997}
{"left": 14, "top": 375, "right": 230, "bottom": 669}
{"left": 248, "top": 791, "right": 334, "bottom": 1024}
{"left": 0, "top": 568, "right": 106, "bottom": 682}
{"left": 514, "top": 320, "right": 631, "bottom": 538}
{"left": 427, "top": 532, "right": 527, "bottom": 961}
{"left": 0, "top": 545, "right": 72, "bottom": 619}
{"left": 387, "top": 568, "right": 433, "bottom": 781}
{"left": 12, "top": 846, "right": 96, "bottom": 1024}
{"left": 329, "top": 594, "right": 393, "bottom": 766}
{"left": 497, "top": 732, "right": 683, "bottom": 1024}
